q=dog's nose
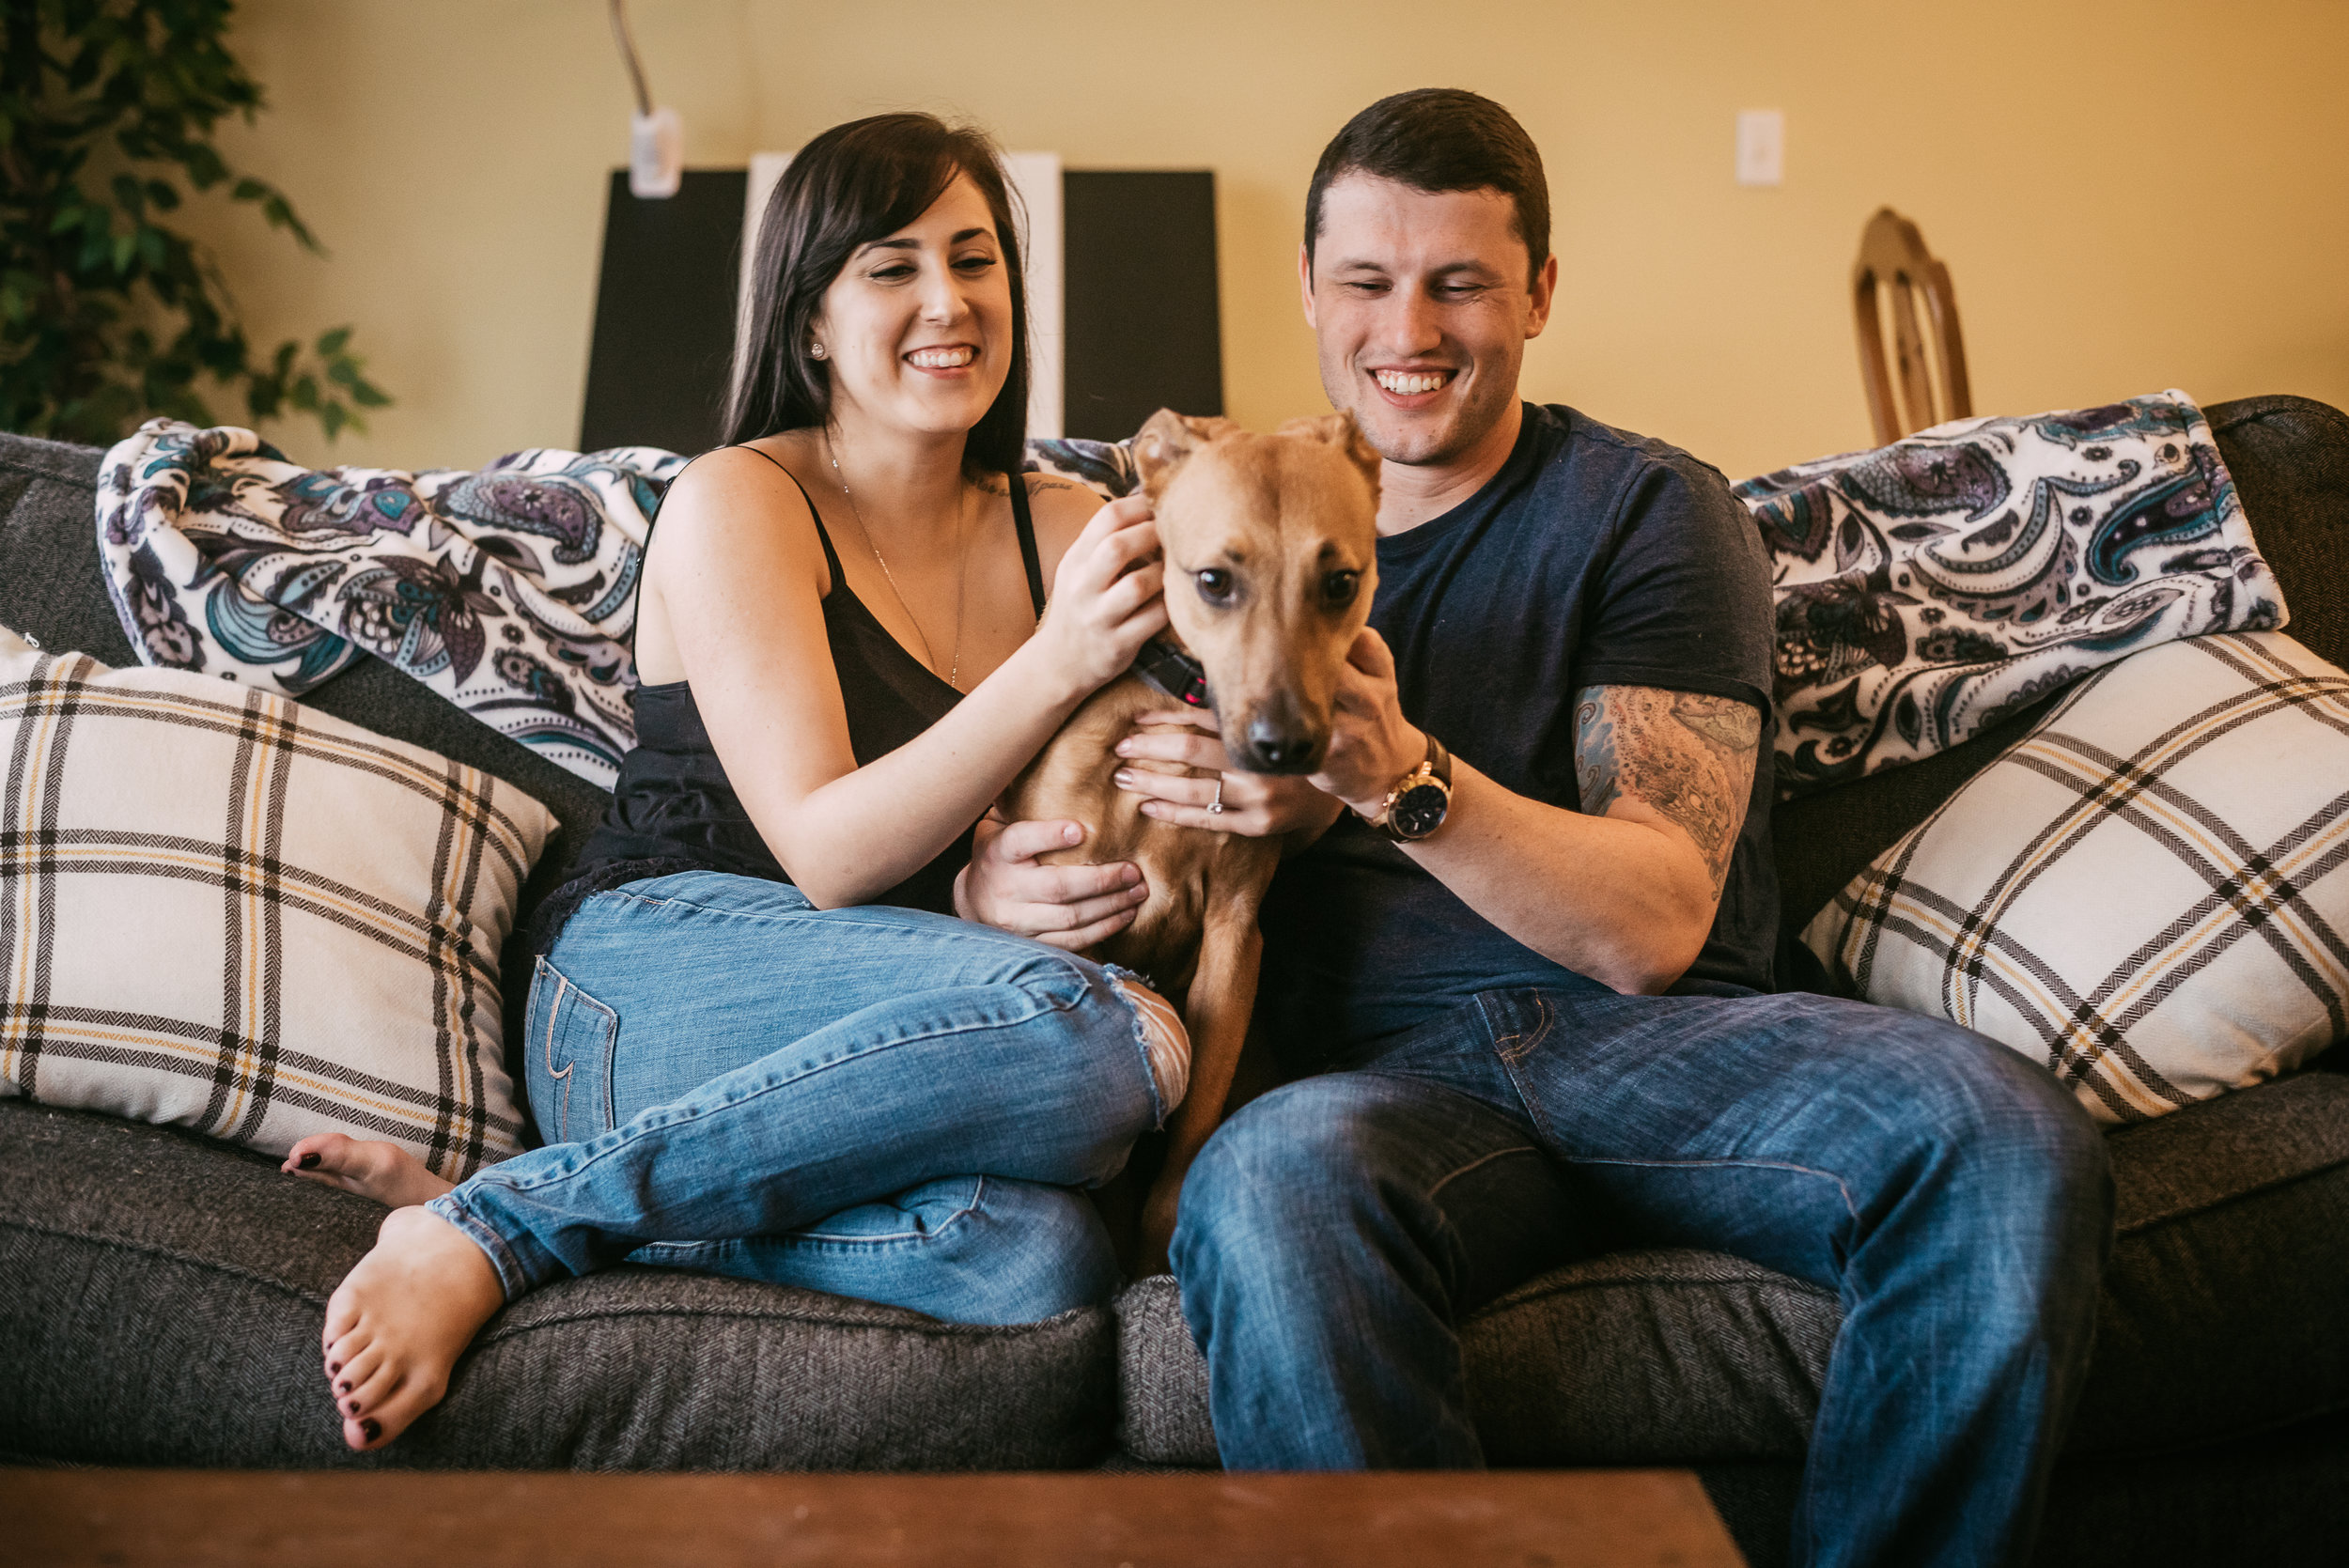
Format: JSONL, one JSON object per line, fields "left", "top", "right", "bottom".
{"left": 1245, "top": 720, "right": 1321, "bottom": 773}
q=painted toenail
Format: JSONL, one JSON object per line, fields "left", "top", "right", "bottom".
{"left": 348, "top": 1399, "right": 362, "bottom": 1414}
{"left": 338, "top": 1380, "right": 351, "bottom": 1392}
{"left": 361, "top": 1418, "right": 381, "bottom": 1441}
{"left": 298, "top": 1153, "right": 320, "bottom": 1169}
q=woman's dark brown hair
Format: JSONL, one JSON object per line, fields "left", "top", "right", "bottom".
{"left": 723, "top": 114, "right": 1029, "bottom": 475}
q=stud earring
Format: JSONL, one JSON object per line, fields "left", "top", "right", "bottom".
{"left": 809, "top": 341, "right": 827, "bottom": 360}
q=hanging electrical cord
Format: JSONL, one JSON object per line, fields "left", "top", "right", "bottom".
{"left": 609, "top": 0, "right": 653, "bottom": 117}
{"left": 609, "top": 0, "right": 681, "bottom": 197}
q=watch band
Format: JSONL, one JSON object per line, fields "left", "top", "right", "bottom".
{"left": 1364, "top": 731, "right": 1453, "bottom": 844}
{"left": 1423, "top": 732, "right": 1453, "bottom": 788}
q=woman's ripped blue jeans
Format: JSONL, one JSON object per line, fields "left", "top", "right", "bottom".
{"left": 424, "top": 872, "right": 1170, "bottom": 1326}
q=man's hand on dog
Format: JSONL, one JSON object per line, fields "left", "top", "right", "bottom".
{"left": 955, "top": 815, "right": 1150, "bottom": 950}
{"left": 1110, "top": 626, "right": 1419, "bottom": 836}
{"left": 1113, "top": 709, "right": 1346, "bottom": 839}
{"left": 1309, "top": 628, "right": 1429, "bottom": 817}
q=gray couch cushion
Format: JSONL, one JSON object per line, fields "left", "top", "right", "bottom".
{"left": 1115, "top": 1069, "right": 2349, "bottom": 1467}
{"left": 0, "top": 1099, "right": 1115, "bottom": 1469}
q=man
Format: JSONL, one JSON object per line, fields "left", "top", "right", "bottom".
{"left": 969, "top": 89, "right": 2112, "bottom": 1568}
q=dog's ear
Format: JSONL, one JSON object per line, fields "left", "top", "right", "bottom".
{"left": 1276, "top": 411, "right": 1382, "bottom": 506}
{"left": 1131, "top": 410, "right": 1238, "bottom": 497}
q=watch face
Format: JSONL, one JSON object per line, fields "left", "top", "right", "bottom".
{"left": 1389, "top": 781, "right": 1450, "bottom": 840}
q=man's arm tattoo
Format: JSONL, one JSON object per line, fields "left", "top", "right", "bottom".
{"left": 1573, "top": 685, "right": 1763, "bottom": 897}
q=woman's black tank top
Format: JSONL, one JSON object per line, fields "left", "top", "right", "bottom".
{"left": 530, "top": 448, "right": 1049, "bottom": 953}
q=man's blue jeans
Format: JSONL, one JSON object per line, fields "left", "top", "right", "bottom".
{"left": 425, "top": 872, "right": 1166, "bottom": 1326}
{"left": 1171, "top": 985, "right": 2115, "bottom": 1568}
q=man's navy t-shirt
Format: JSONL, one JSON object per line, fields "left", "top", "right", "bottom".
{"left": 1257, "top": 402, "right": 1780, "bottom": 1058}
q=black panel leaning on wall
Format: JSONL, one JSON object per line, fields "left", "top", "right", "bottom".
{"left": 579, "top": 169, "right": 747, "bottom": 457}
{"left": 578, "top": 166, "right": 1223, "bottom": 453}
{"left": 1061, "top": 170, "right": 1224, "bottom": 442}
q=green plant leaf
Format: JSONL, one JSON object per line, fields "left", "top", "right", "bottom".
{"left": 0, "top": 0, "right": 390, "bottom": 446}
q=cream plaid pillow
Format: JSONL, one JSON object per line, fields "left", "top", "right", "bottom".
{"left": 1, "top": 627, "right": 552, "bottom": 1177}
{"left": 1805, "top": 631, "right": 2349, "bottom": 1124}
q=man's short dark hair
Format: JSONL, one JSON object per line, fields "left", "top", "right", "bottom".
{"left": 1304, "top": 88, "right": 1549, "bottom": 289}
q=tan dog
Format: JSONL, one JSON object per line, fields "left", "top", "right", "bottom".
{"left": 1003, "top": 409, "right": 1381, "bottom": 1270}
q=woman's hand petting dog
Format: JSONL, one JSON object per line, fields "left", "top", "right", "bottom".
{"left": 1027, "top": 493, "right": 1170, "bottom": 702}
{"left": 955, "top": 813, "right": 1150, "bottom": 950}
{"left": 1113, "top": 707, "right": 1346, "bottom": 841}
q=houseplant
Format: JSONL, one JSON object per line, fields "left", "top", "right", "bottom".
{"left": 0, "top": 0, "right": 387, "bottom": 447}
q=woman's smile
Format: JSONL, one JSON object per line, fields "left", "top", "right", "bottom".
{"left": 905, "top": 343, "right": 979, "bottom": 374}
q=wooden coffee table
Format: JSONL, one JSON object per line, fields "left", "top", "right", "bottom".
{"left": 2, "top": 1468, "right": 1744, "bottom": 1567}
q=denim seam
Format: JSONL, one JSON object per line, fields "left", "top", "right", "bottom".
{"left": 424, "top": 1189, "right": 533, "bottom": 1300}
{"left": 1552, "top": 1154, "right": 1863, "bottom": 1220}
{"left": 1479, "top": 992, "right": 1554, "bottom": 1125}
{"left": 486, "top": 995, "right": 1087, "bottom": 1198}
{"left": 630, "top": 1177, "right": 992, "bottom": 1250}
{"left": 536, "top": 959, "right": 574, "bottom": 1144}
{"left": 601, "top": 886, "right": 974, "bottom": 944}
{"left": 1427, "top": 1144, "right": 1545, "bottom": 1200}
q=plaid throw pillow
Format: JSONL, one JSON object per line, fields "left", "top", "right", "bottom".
{"left": 1804, "top": 631, "right": 2349, "bottom": 1124}
{"left": 1, "top": 626, "right": 552, "bottom": 1177}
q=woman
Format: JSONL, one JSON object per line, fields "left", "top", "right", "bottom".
{"left": 288, "top": 114, "right": 1195, "bottom": 1453}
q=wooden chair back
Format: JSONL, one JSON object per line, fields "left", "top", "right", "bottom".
{"left": 1853, "top": 208, "right": 1971, "bottom": 443}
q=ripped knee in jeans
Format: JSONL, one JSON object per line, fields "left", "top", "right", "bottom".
{"left": 1104, "top": 967, "right": 1190, "bottom": 1123}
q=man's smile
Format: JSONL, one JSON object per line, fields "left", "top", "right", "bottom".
{"left": 1370, "top": 365, "right": 1457, "bottom": 403}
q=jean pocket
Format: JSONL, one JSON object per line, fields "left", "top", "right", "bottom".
{"left": 525, "top": 955, "right": 620, "bottom": 1145}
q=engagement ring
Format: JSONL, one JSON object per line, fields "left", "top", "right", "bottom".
{"left": 1208, "top": 778, "right": 1225, "bottom": 815}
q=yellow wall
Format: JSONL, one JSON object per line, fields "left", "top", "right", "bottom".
{"left": 193, "top": 0, "right": 2349, "bottom": 480}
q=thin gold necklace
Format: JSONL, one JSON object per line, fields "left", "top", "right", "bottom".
{"left": 826, "top": 430, "right": 971, "bottom": 691}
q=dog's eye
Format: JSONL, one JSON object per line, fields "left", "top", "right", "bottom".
{"left": 1321, "top": 569, "right": 1361, "bottom": 608}
{"left": 1194, "top": 568, "right": 1237, "bottom": 606}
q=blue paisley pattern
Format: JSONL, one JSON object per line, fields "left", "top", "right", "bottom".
{"left": 101, "top": 405, "right": 2257, "bottom": 804}
{"left": 96, "top": 421, "right": 679, "bottom": 787}
{"left": 1739, "top": 390, "right": 2282, "bottom": 798}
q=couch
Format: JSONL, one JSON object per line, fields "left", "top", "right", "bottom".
{"left": 4, "top": 396, "right": 2345, "bottom": 1567}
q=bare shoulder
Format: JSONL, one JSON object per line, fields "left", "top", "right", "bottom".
{"left": 1019, "top": 471, "right": 1108, "bottom": 568}
{"left": 645, "top": 443, "right": 831, "bottom": 590}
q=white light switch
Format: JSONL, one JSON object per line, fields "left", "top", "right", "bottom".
{"left": 1735, "top": 109, "right": 1784, "bottom": 187}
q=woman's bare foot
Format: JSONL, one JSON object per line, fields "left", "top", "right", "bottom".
{"left": 321, "top": 1205, "right": 506, "bottom": 1451}
{"left": 283, "top": 1133, "right": 454, "bottom": 1208}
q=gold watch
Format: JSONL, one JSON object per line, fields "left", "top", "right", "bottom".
{"left": 1361, "top": 732, "right": 1453, "bottom": 843}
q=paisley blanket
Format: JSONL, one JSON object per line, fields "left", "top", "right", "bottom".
{"left": 1736, "top": 391, "right": 2285, "bottom": 798}
{"left": 96, "top": 396, "right": 2277, "bottom": 802}
{"left": 96, "top": 421, "right": 679, "bottom": 788}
